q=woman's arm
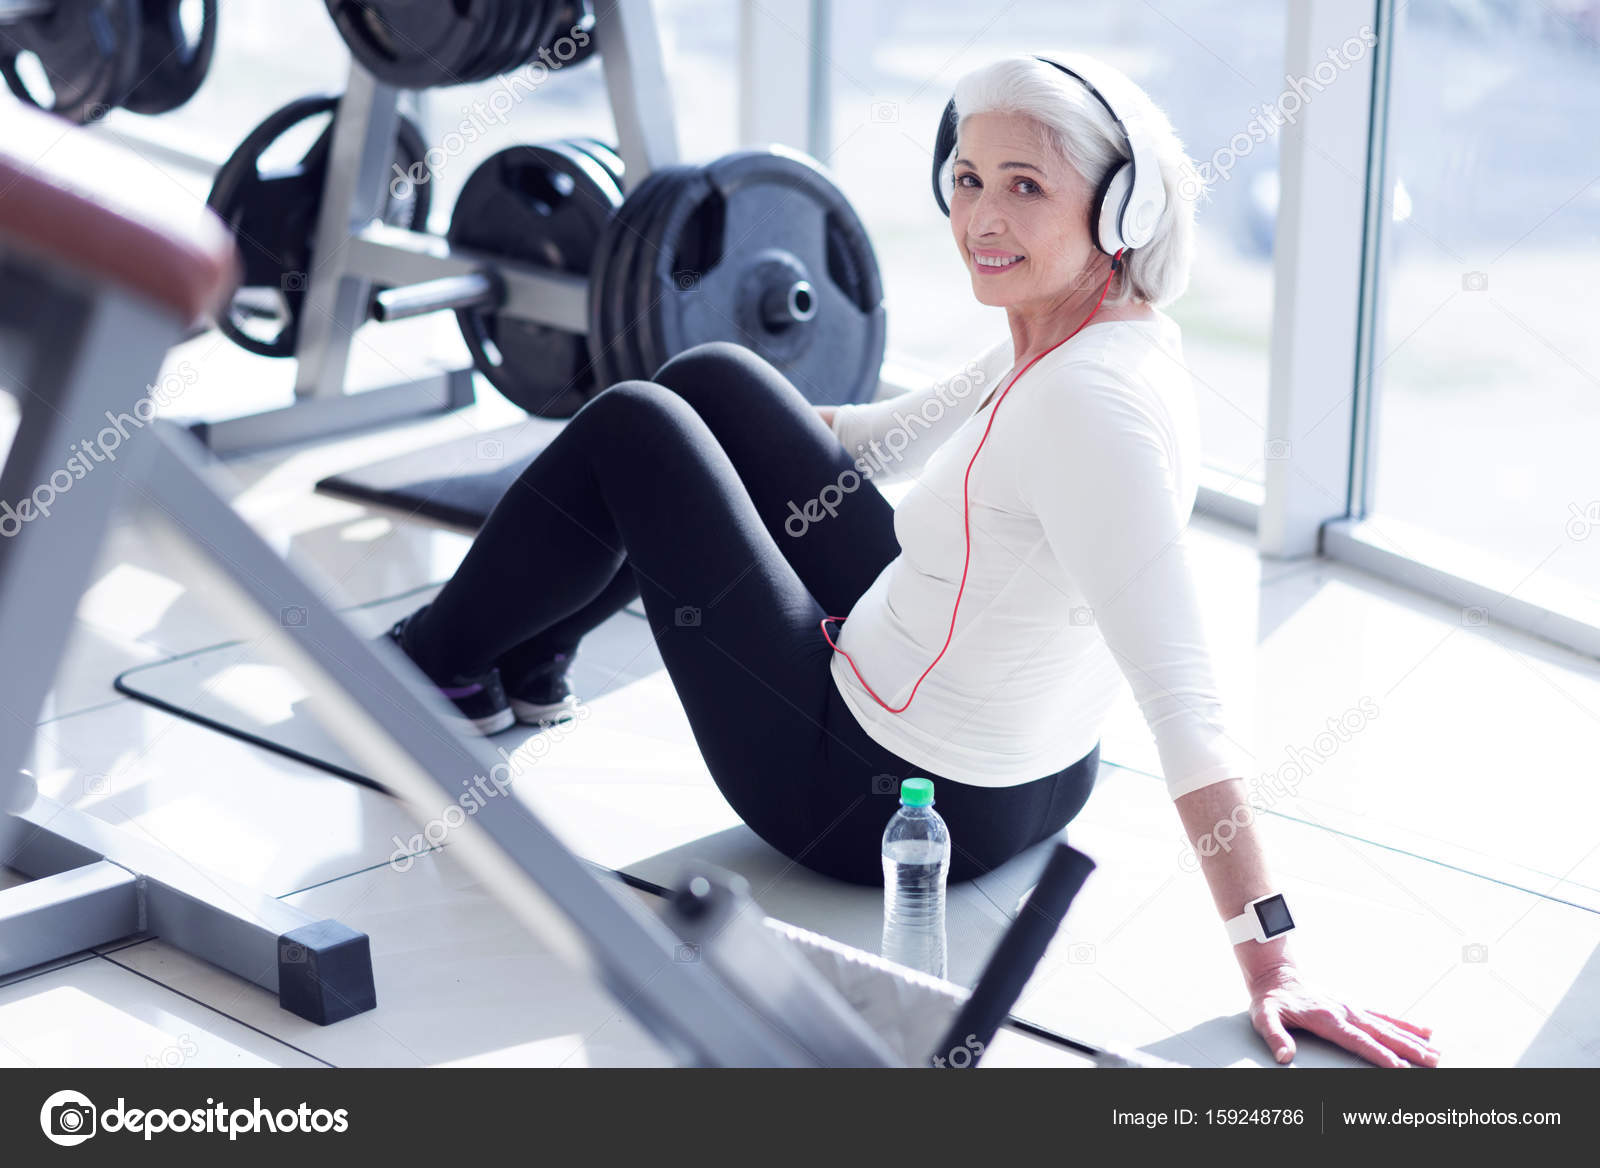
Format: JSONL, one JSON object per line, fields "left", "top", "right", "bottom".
{"left": 1176, "top": 779, "right": 1439, "bottom": 1067}
{"left": 1173, "top": 778, "right": 1291, "bottom": 991}
{"left": 824, "top": 337, "right": 1012, "bottom": 481}
{"left": 1009, "top": 360, "right": 1440, "bottom": 1067}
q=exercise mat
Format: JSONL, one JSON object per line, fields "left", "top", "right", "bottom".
{"left": 315, "top": 419, "right": 562, "bottom": 530}
{"left": 114, "top": 584, "right": 657, "bottom": 789}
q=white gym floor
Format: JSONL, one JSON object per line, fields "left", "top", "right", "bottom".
{"left": 3, "top": 315, "right": 1599, "bottom": 1069}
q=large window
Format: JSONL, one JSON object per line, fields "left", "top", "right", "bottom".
{"left": 821, "top": 0, "right": 1287, "bottom": 489}
{"left": 1365, "top": 1, "right": 1600, "bottom": 615}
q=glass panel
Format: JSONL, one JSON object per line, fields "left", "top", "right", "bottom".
{"left": 823, "top": 0, "right": 1288, "bottom": 487}
{"left": 1369, "top": 1, "right": 1600, "bottom": 614}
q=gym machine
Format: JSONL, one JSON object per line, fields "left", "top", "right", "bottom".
{"left": 198, "top": 0, "right": 886, "bottom": 451}
{"left": 0, "top": 106, "right": 376, "bottom": 1026}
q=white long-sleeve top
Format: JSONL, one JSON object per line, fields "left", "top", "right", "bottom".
{"left": 825, "top": 311, "right": 1245, "bottom": 800}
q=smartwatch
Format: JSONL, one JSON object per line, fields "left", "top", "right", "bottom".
{"left": 1225, "top": 892, "right": 1295, "bottom": 945}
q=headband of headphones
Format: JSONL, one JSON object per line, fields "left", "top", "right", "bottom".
{"left": 931, "top": 55, "right": 1168, "bottom": 256}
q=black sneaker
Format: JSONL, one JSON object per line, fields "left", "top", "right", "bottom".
{"left": 383, "top": 606, "right": 515, "bottom": 736}
{"left": 502, "top": 651, "right": 582, "bottom": 727}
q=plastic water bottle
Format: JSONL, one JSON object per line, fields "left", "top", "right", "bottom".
{"left": 881, "top": 777, "right": 951, "bottom": 978}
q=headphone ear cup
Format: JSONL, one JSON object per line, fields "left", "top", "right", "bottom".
{"left": 1090, "top": 161, "right": 1133, "bottom": 256}
{"left": 931, "top": 98, "right": 958, "bottom": 216}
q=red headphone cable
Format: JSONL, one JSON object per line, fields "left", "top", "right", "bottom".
{"left": 820, "top": 249, "right": 1125, "bottom": 714}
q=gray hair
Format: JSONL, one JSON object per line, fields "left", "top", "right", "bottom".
{"left": 945, "top": 54, "right": 1199, "bottom": 307}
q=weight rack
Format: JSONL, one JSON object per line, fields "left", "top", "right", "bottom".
{"left": 193, "top": 0, "right": 682, "bottom": 454}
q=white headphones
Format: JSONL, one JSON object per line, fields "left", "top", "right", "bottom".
{"left": 931, "top": 55, "right": 1168, "bottom": 257}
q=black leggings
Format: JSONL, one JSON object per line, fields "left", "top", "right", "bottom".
{"left": 405, "top": 342, "right": 1100, "bottom": 885}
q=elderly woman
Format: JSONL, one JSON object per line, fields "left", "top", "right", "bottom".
{"left": 387, "top": 54, "right": 1437, "bottom": 1068}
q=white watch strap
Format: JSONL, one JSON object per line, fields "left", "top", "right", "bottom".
{"left": 1225, "top": 910, "right": 1259, "bottom": 945}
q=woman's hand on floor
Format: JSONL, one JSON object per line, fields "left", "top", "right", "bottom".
{"left": 1248, "top": 963, "right": 1440, "bottom": 1067}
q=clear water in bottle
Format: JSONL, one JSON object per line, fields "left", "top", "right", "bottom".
{"left": 881, "top": 777, "right": 950, "bottom": 979}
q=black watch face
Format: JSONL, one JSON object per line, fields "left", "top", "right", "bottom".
{"left": 1253, "top": 894, "right": 1295, "bottom": 938}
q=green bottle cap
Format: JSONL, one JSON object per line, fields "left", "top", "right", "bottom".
{"left": 900, "top": 778, "right": 934, "bottom": 807}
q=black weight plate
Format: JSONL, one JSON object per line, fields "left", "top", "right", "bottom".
{"left": 581, "top": 167, "right": 640, "bottom": 390}
{"left": 324, "top": 0, "right": 486, "bottom": 89}
{"left": 206, "top": 95, "right": 340, "bottom": 357}
{"left": 497, "top": 0, "right": 548, "bottom": 76}
{"left": 603, "top": 166, "right": 692, "bottom": 385}
{"left": 568, "top": 137, "right": 623, "bottom": 187}
{"left": 584, "top": 166, "right": 664, "bottom": 388}
{"left": 0, "top": 0, "right": 143, "bottom": 123}
{"left": 629, "top": 164, "right": 703, "bottom": 383}
{"left": 447, "top": 142, "right": 622, "bottom": 417}
{"left": 636, "top": 167, "right": 713, "bottom": 382}
{"left": 475, "top": 0, "right": 528, "bottom": 79}
{"left": 567, "top": 0, "right": 599, "bottom": 65}
{"left": 520, "top": 0, "right": 563, "bottom": 71}
{"left": 440, "top": 0, "right": 504, "bottom": 85}
{"left": 634, "top": 168, "right": 710, "bottom": 384}
{"left": 123, "top": 0, "right": 215, "bottom": 115}
{"left": 457, "top": 0, "right": 518, "bottom": 83}
{"left": 642, "top": 149, "right": 885, "bottom": 406}
{"left": 442, "top": 0, "right": 497, "bottom": 83}
{"left": 626, "top": 168, "right": 703, "bottom": 383}
{"left": 207, "top": 97, "right": 433, "bottom": 358}
{"left": 538, "top": 0, "right": 596, "bottom": 68}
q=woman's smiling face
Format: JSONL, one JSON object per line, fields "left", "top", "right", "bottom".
{"left": 949, "top": 111, "right": 1100, "bottom": 310}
